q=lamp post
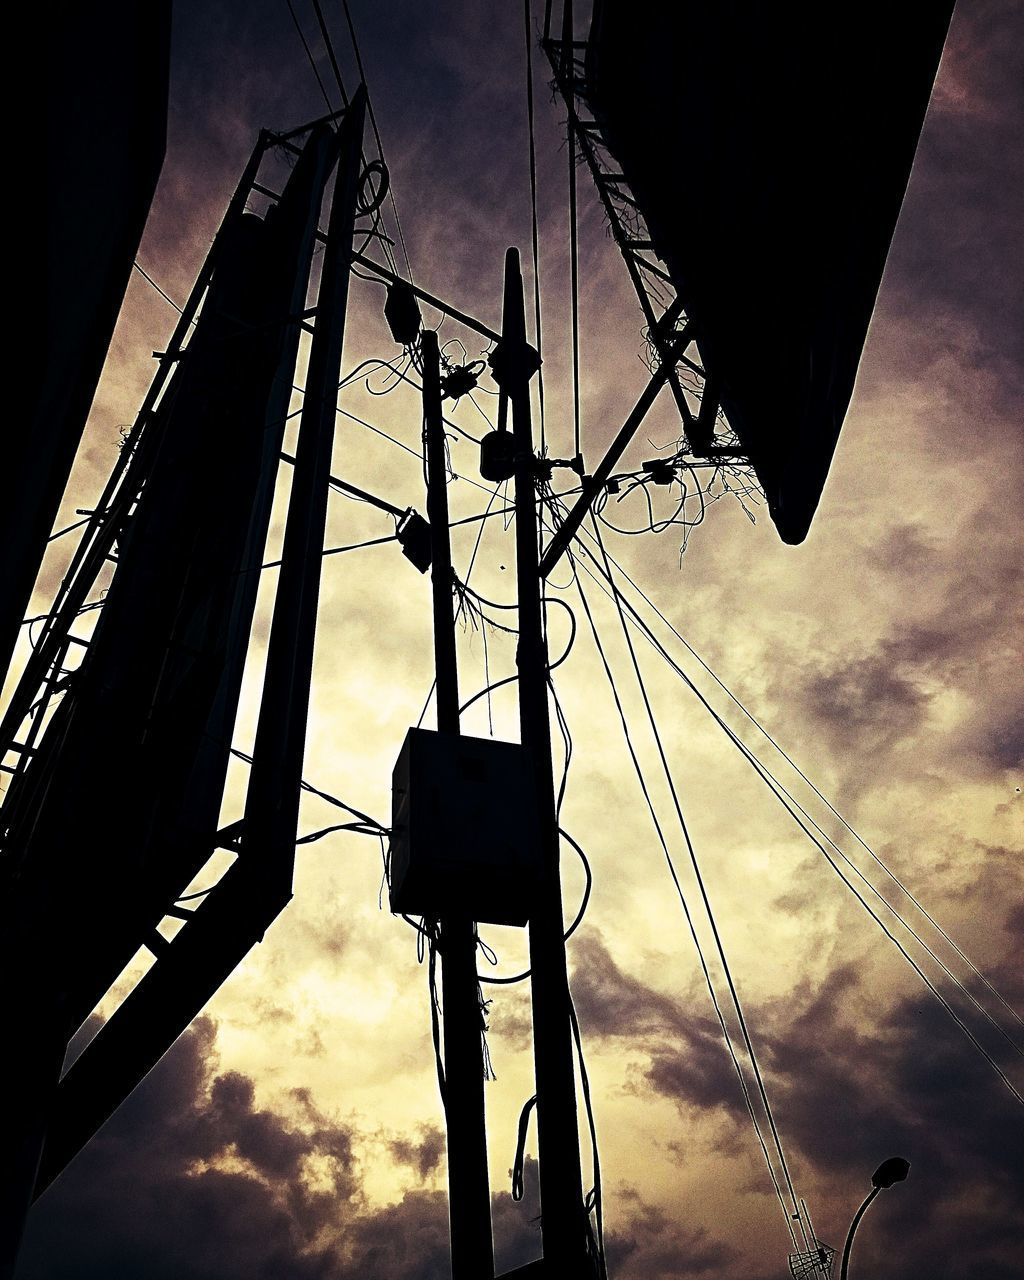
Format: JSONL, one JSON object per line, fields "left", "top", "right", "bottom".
{"left": 839, "top": 1157, "right": 911, "bottom": 1280}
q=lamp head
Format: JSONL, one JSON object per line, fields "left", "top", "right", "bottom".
{"left": 872, "top": 1157, "right": 911, "bottom": 1189}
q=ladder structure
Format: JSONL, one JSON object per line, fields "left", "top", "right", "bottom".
{"left": 542, "top": 29, "right": 732, "bottom": 460}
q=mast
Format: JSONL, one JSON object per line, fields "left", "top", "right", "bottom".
{"left": 422, "top": 329, "right": 496, "bottom": 1279}
{"left": 503, "top": 246, "right": 591, "bottom": 1276}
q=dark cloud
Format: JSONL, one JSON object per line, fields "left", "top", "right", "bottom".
{"left": 797, "top": 652, "right": 930, "bottom": 757}
{"left": 874, "top": 1, "right": 1024, "bottom": 391}
{"left": 604, "top": 1194, "right": 739, "bottom": 1279}
{"left": 331, "top": 1190, "right": 450, "bottom": 1280}
{"left": 866, "top": 522, "right": 939, "bottom": 578}
{"left": 19, "top": 1017, "right": 361, "bottom": 1280}
{"left": 779, "top": 505, "right": 1022, "bottom": 778}
{"left": 491, "top": 1155, "right": 542, "bottom": 1275}
{"left": 387, "top": 1126, "right": 445, "bottom": 1180}
{"left": 570, "top": 933, "right": 688, "bottom": 1040}
{"left": 1001, "top": 900, "right": 1024, "bottom": 943}
{"left": 570, "top": 932, "right": 1024, "bottom": 1279}
{"left": 24, "top": 958, "right": 1023, "bottom": 1280}
{"left": 977, "top": 712, "right": 1024, "bottom": 772}
{"left": 571, "top": 934, "right": 776, "bottom": 1149}
{"left": 729, "top": 974, "right": 1024, "bottom": 1280}
{"left": 19, "top": 1022, "right": 549, "bottom": 1280}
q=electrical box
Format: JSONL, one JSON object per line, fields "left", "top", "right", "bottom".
{"left": 390, "top": 728, "right": 542, "bottom": 927}
{"left": 479, "top": 429, "right": 517, "bottom": 482}
{"left": 396, "top": 508, "right": 432, "bottom": 573}
{"left": 384, "top": 280, "right": 422, "bottom": 346}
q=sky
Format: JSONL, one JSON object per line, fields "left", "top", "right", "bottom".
{"left": 10, "top": 1, "right": 1023, "bottom": 1277}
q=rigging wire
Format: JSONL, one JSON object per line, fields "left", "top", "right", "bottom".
{"left": 294, "top": 0, "right": 398, "bottom": 281}
{"left": 296, "top": 818, "right": 388, "bottom": 843}
{"left": 229, "top": 745, "right": 382, "bottom": 828}
{"left": 478, "top": 826, "right": 592, "bottom": 988}
{"left": 571, "top": 519, "right": 1024, "bottom": 1050}
{"left": 285, "top": 0, "right": 335, "bottom": 115}
{"left": 303, "top": 0, "right": 409, "bottom": 280}
{"left": 689, "top": 705, "right": 1022, "bottom": 1054}
{"left": 462, "top": 485, "right": 505, "bottom": 732}
{"left": 564, "top": 517, "right": 1024, "bottom": 1101}
{"left": 133, "top": 260, "right": 183, "bottom": 313}
{"left": 311, "top": 0, "right": 350, "bottom": 105}
{"left": 597, "top": 543, "right": 1024, "bottom": 1035}
{"left": 335, "top": 401, "right": 498, "bottom": 499}
{"left": 455, "top": 593, "right": 576, "bottom": 718}
{"left": 261, "top": 531, "right": 397, "bottom": 570}
{"left": 334, "top": 352, "right": 483, "bottom": 444}
{"left": 585, "top": 514, "right": 813, "bottom": 1251}
{"left": 716, "top": 718, "right": 1024, "bottom": 1104}
{"left": 564, "top": 542, "right": 797, "bottom": 1241}
{"left": 46, "top": 516, "right": 92, "bottom": 544}
{"left": 415, "top": 477, "right": 510, "bottom": 731}
{"left": 339, "top": 0, "right": 415, "bottom": 283}
{"left": 568, "top": 991, "right": 608, "bottom": 1277}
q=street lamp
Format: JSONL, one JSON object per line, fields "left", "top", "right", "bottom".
{"left": 839, "top": 1157, "right": 911, "bottom": 1280}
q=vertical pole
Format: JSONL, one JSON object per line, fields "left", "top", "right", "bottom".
{"left": 423, "top": 332, "right": 460, "bottom": 733}
{"left": 421, "top": 330, "right": 495, "bottom": 1279}
{"left": 503, "top": 247, "right": 589, "bottom": 1274}
{"left": 243, "top": 90, "right": 365, "bottom": 900}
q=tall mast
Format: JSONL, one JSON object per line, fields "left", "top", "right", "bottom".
{"left": 422, "top": 329, "right": 496, "bottom": 1279}
{"left": 503, "top": 246, "right": 591, "bottom": 1275}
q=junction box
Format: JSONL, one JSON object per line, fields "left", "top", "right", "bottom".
{"left": 390, "top": 727, "right": 542, "bottom": 926}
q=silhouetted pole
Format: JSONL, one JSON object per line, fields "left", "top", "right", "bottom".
{"left": 503, "top": 246, "right": 590, "bottom": 1275}
{"left": 422, "top": 329, "right": 495, "bottom": 1279}
{"left": 840, "top": 1157, "right": 911, "bottom": 1280}
{"left": 244, "top": 89, "right": 366, "bottom": 905}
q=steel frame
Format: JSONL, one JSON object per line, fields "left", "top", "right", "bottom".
{"left": 541, "top": 25, "right": 743, "bottom": 461}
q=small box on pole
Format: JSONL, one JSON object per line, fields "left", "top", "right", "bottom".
{"left": 390, "top": 727, "right": 542, "bottom": 926}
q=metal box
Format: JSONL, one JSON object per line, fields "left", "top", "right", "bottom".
{"left": 390, "top": 728, "right": 542, "bottom": 926}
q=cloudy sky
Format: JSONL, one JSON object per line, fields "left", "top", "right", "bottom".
{"left": 12, "top": 2, "right": 1023, "bottom": 1277}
